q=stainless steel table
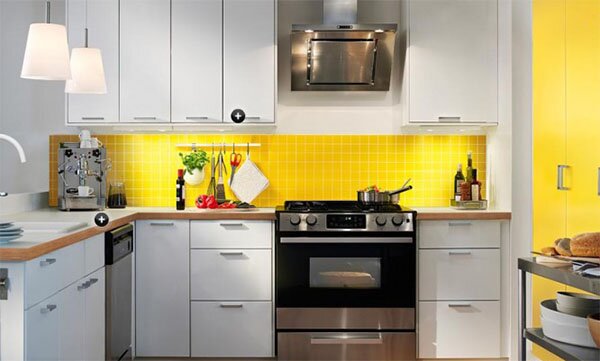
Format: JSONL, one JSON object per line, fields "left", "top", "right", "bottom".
{"left": 518, "top": 257, "right": 600, "bottom": 361}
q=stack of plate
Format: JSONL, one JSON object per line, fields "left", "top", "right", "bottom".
{"left": 0, "top": 220, "right": 23, "bottom": 242}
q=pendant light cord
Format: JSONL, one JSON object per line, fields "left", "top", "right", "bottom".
{"left": 45, "top": 1, "right": 50, "bottom": 23}
{"left": 84, "top": 0, "right": 89, "bottom": 47}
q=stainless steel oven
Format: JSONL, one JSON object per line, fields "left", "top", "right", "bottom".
{"left": 275, "top": 201, "right": 417, "bottom": 361}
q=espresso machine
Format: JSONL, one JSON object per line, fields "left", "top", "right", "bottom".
{"left": 57, "top": 142, "right": 111, "bottom": 211}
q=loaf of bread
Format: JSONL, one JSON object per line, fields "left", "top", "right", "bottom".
{"left": 554, "top": 238, "right": 572, "bottom": 256}
{"left": 541, "top": 246, "right": 558, "bottom": 256}
{"left": 570, "top": 232, "right": 600, "bottom": 257}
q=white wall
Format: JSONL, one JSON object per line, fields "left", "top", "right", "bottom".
{"left": 0, "top": 0, "right": 74, "bottom": 196}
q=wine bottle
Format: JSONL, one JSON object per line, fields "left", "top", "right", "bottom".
{"left": 466, "top": 151, "right": 473, "bottom": 183}
{"left": 454, "top": 163, "right": 465, "bottom": 201}
{"left": 176, "top": 169, "right": 185, "bottom": 210}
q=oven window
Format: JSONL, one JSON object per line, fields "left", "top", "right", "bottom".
{"left": 309, "top": 257, "right": 381, "bottom": 289}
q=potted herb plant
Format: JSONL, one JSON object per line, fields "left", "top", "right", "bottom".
{"left": 179, "top": 150, "right": 209, "bottom": 185}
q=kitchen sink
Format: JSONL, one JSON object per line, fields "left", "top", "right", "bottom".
{"left": 14, "top": 221, "right": 88, "bottom": 233}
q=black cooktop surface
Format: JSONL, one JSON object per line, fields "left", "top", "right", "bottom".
{"left": 280, "top": 200, "right": 409, "bottom": 213}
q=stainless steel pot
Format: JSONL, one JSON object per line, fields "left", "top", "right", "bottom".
{"left": 357, "top": 185, "right": 413, "bottom": 205}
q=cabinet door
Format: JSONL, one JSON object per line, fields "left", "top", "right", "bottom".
{"left": 408, "top": 0, "right": 498, "bottom": 123}
{"left": 223, "top": 0, "right": 275, "bottom": 123}
{"left": 66, "top": 0, "right": 119, "bottom": 124}
{"left": 25, "top": 293, "right": 61, "bottom": 361}
{"left": 120, "top": 0, "right": 170, "bottom": 123}
{"left": 565, "top": 0, "right": 600, "bottom": 236}
{"left": 84, "top": 268, "right": 106, "bottom": 361}
{"left": 172, "top": 0, "right": 222, "bottom": 123}
{"left": 59, "top": 281, "right": 86, "bottom": 361}
{"left": 135, "top": 220, "right": 190, "bottom": 357}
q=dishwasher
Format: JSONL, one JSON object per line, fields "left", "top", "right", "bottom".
{"left": 105, "top": 223, "right": 134, "bottom": 361}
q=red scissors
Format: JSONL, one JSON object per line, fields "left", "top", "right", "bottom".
{"left": 229, "top": 146, "right": 242, "bottom": 185}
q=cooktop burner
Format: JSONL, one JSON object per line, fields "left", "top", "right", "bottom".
{"left": 283, "top": 200, "right": 403, "bottom": 213}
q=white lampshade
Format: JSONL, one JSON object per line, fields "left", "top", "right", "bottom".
{"left": 65, "top": 47, "right": 107, "bottom": 94}
{"left": 21, "top": 23, "right": 71, "bottom": 80}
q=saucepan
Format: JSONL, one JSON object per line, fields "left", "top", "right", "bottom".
{"left": 357, "top": 185, "right": 413, "bottom": 206}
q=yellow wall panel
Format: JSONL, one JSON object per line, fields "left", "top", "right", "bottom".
{"left": 48, "top": 134, "right": 485, "bottom": 208}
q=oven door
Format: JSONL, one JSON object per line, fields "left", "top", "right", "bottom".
{"left": 276, "top": 234, "right": 415, "bottom": 308}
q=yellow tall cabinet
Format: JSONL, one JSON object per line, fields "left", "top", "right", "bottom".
{"left": 533, "top": 0, "right": 600, "bottom": 360}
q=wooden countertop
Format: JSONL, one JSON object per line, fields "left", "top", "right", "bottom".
{"left": 0, "top": 207, "right": 510, "bottom": 261}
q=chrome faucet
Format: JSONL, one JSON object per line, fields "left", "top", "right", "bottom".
{"left": 0, "top": 133, "right": 27, "bottom": 197}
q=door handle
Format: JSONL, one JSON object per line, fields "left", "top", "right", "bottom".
{"left": 219, "top": 303, "right": 244, "bottom": 308}
{"left": 77, "top": 280, "right": 91, "bottom": 291}
{"left": 310, "top": 334, "right": 383, "bottom": 345}
{"left": 448, "top": 222, "right": 472, "bottom": 227}
{"left": 449, "top": 251, "right": 472, "bottom": 256}
{"left": 40, "top": 304, "right": 57, "bottom": 314}
{"left": 219, "top": 251, "right": 245, "bottom": 256}
{"left": 133, "top": 116, "right": 157, "bottom": 120}
{"left": 438, "top": 116, "right": 461, "bottom": 123}
{"left": 40, "top": 258, "right": 57, "bottom": 267}
{"left": 557, "top": 165, "right": 570, "bottom": 190}
{"left": 185, "top": 116, "right": 209, "bottom": 120}
{"left": 149, "top": 222, "right": 174, "bottom": 226}
{"left": 81, "top": 117, "right": 105, "bottom": 121}
{"left": 245, "top": 116, "right": 261, "bottom": 120}
{"left": 219, "top": 223, "right": 245, "bottom": 227}
{"left": 89, "top": 278, "right": 98, "bottom": 285}
{"left": 448, "top": 303, "right": 472, "bottom": 308}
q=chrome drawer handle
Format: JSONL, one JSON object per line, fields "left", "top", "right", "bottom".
{"left": 149, "top": 222, "right": 174, "bottom": 226}
{"left": 77, "top": 280, "right": 91, "bottom": 291}
{"left": 40, "top": 304, "right": 57, "bottom": 314}
{"left": 310, "top": 334, "right": 383, "bottom": 345}
{"left": 81, "top": 117, "right": 105, "bottom": 120}
{"left": 133, "top": 116, "right": 157, "bottom": 120}
{"left": 185, "top": 116, "right": 209, "bottom": 120}
{"left": 219, "top": 223, "right": 245, "bottom": 227}
{"left": 557, "top": 165, "right": 570, "bottom": 190}
{"left": 89, "top": 278, "right": 98, "bottom": 285}
{"left": 219, "top": 303, "right": 243, "bottom": 308}
{"left": 449, "top": 251, "right": 472, "bottom": 256}
{"left": 40, "top": 258, "right": 57, "bottom": 267}
{"left": 219, "top": 251, "right": 244, "bottom": 256}
{"left": 448, "top": 303, "right": 472, "bottom": 308}
{"left": 448, "top": 222, "right": 472, "bottom": 226}
{"left": 245, "top": 116, "right": 261, "bottom": 120}
{"left": 438, "top": 116, "right": 461, "bottom": 123}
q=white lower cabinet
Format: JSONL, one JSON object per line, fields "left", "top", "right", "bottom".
{"left": 418, "top": 301, "right": 501, "bottom": 359}
{"left": 25, "top": 267, "right": 105, "bottom": 361}
{"left": 190, "top": 249, "right": 271, "bottom": 300}
{"left": 191, "top": 301, "right": 273, "bottom": 357}
{"left": 135, "top": 220, "right": 190, "bottom": 357}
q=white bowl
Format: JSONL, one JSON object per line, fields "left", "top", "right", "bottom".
{"left": 541, "top": 316, "right": 597, "bottom": 348}
{"left": 541, "top": 299, "right": 589, "bottom": 327}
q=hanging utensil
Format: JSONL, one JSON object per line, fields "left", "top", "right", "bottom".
{"left": 216, "top": 148, "right": 226, "bottom": 202}
{"left": 207, "top": 143, "right": 216, "bottom": 195}
{"left": 229, "top": 143, "right": 242, "bottom": 186}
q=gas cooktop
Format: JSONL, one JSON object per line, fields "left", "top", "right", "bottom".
{"left": 279, "top": 200, "right": 410, "bottom": 213}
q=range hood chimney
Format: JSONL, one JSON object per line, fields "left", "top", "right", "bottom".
{"left": 291, "top": 0, "right": 397, "bottom": 91}
{"left": 323, "top": 0, "right": 358, "bottom": 24}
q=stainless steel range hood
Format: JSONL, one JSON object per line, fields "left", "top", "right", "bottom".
{"left": 291, "top": 0, "right": 397, "bottom": 91}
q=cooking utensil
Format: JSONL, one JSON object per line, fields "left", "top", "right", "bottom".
{"left": 216, "top": 149, "right": 226, "bottom": 202}
{"left": 357, "top": 185, "right": 413, "bottom": 206}
{"left": 230, "top": 143, "right": 269, "bottom": 203}
{"left": 229, "top": 144, "right": 242, "bottom": 186}
{"left": 207, "top": 145, "right": 216, "bottom": 196}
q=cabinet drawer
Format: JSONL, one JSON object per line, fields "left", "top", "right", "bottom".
{"left": 419, "top": 220, "right": 501, "bottom": 248}
{"left": 190, "top": 249, "right": 271, "bottom": 300}
{"left": 418, "top": 301, "right": 501, "bottom": 359}
{"left": 419, "top": 249, "right": 500, "bottom": 300}
{"left": 84, "top": 234, "right": 104, "bottom": 276}
{"left": 190, "top": 220, "right": 271, "bottom": 249}
{"left": 25, "top": 291, "right": 61, "bottom": 360}
{"left": 25, "top": 242, "right": 85, "bottom": 309}
{"left": 191, "top": 301, "right": 273, "bottom": 357}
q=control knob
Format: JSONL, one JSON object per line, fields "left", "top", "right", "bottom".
{"left": 375, "top": 216, "right": 387, "bottom": 226}
{"left": 306, "top": 215, "right": 318, "bottom": 226}
{"left": 289, "top": 215, "right": 301, "bottom": 226}
{"left": 392, "top": 215, "right": 405, "bottom": 226}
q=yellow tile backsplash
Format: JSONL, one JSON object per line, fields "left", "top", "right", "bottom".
{"left": 49, "top": 134, "right": 486, "bottom": 208}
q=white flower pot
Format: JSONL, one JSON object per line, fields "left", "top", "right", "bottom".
{"left": 183, "top": 168, "right": 205, "bottom": 185}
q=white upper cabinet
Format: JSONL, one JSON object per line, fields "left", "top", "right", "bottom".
{"left": 120, "top": 0, "right": 171, "bottom": 123}
{"left": 408, "top": 0, "right": 498, "bottom": 124}
{"left": 223, "top": 0, "right": 275, "bottom": 123}
{"left": 171, "top": 0, "right": 222, "bottom": 123}
{"left": 66, "top": 0, "right": 119, "bottom": 124}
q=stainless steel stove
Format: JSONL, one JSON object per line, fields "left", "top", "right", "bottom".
{"left": 275, "top": 201, "right": 417, "bottom": 361}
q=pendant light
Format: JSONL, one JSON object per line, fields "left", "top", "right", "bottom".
{"left": 21, "top": 1, "right": 71, "bottom": 80}
{"left": 65, "top": 0, "right": 107, "bottom": 94}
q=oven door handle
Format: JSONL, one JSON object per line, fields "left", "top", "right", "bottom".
{"left": 310, "top": 334, "right": 383, "bottom": 345}
{"left": 279, "top": 237, "right": 413, "bottom": 244}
